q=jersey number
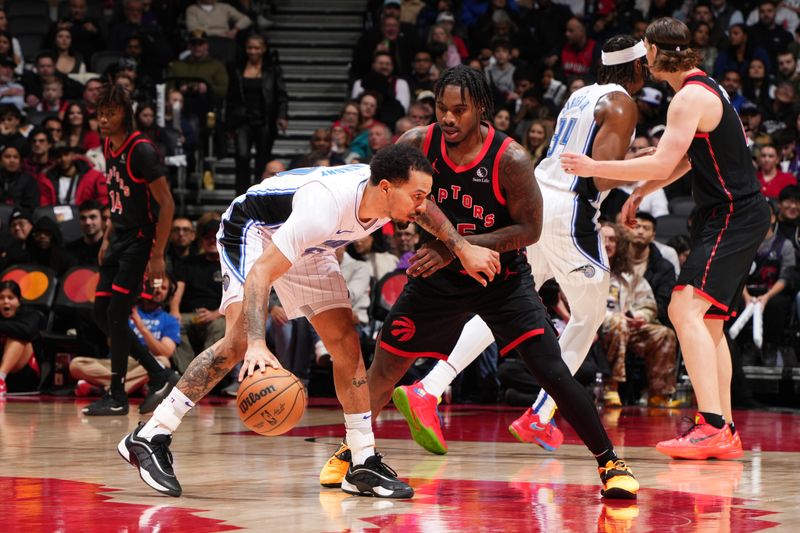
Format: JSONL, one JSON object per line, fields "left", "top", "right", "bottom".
{"left": 546, "top": 117, "right": 578, "bottom": 158}
{"left": 109, "top": 190, "right": 124, "bottom": 214}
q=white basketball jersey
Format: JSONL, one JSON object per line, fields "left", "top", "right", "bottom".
{"left": 535, "top": 83, "right": 630, "bottom": 202}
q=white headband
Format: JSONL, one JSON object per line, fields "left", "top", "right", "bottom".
{"left": 601, "top": 41, "right": 647, "bottom": 66}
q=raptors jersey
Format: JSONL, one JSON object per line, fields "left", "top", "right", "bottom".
{"left": 681, "top": 73, "right": 761, "bottom": 209}
{"left": 104, "top": 131, "right": 166, "bottom": 232}
{"left": 422, "top": 122, "right": 521, "bottom": 272}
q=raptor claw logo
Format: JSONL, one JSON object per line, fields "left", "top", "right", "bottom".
{"left": 391, "top": 316, "right": 416, "bottom": 342}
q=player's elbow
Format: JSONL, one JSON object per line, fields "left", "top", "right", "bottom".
{"left": 525, "top": 222, "right": 542, "bottom": 246}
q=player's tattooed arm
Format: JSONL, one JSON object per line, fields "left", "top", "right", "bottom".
{"left": 394, "top": 125, "right": 428, "bottom": 150}
{"left": 417, "top": 202, "right": 469, "bottom": 256}
{"left": 180, "top": 346, "right": 233, "bottom": 402}
{"left": 465, "top": 142, "right": 543, "bottom": 251}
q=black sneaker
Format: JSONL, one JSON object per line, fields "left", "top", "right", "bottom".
{"left": 341, "top": 454, "right": 414, "bottom": 499}
{"left": 83, "top": 391, "right": 129, "bottom": 416}
{"left": 118, "top": 422, "right": 182, "bottom": 497}
{"left": 139, "top": 370, "right": 181, "bottom": 414}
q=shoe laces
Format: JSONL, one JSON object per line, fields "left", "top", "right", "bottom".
{"left": 366, "top": 453, "right": 398, "bottom": 478}
{"left": 677, "top": 416, "right": 701, "bottom": 438}
{"left": 150, "top": 435, "right": 175, "bottom": 470}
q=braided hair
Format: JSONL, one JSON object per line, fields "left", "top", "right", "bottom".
{"left": 597, "top": 35, "right": 644, "bottom": 88}
{"left": 433, "top": 65, "right": 494, "bottom": 122}
{"left": 96, "top": 82, "right": 135, "bottom": 134}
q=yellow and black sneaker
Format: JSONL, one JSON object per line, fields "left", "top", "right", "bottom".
{"left": 320, "top": 442, "right": 351, "bottom": 488}
{"left": 598, "top": 460, "right": 639, "bottom": 499}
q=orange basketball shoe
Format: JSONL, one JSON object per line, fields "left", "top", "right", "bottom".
{"left": 508, "top": 408, "right": 564, "bottom": 451}
{"left": 598, "top": 460, "right": 639, "bottom": 499}
{"left": 656, "top": 414, "right": 743, "bottom": 460}
{"left": 392, "top": 382, "right": 447, "bottom": 455}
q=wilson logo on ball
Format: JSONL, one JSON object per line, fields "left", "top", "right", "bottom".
{"left": 391, "top": 316, "right": 416, "bottom": 342}
{"left": 238, "top": 384, "right": 277, "bottom": 413}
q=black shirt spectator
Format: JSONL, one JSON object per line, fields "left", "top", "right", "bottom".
{"left": 0, "top": 146, "right": 40, "bottom": 211}
{"left": 44, "top": 0, "right": 106, "bottom": 62}
{"left": 21, "top": 51, "right": 84, "bottom": 107}
{"left": 66, "top": 200, "right": 104, "bottom": 266}
{"left": 173, "top": 231, "right": 223, "bottom": 312}
{"left": 6, "top": 216, "right": 76, "bottom": 276}
{"left": 746, "top": 0, "right": 793, "bottom": 68}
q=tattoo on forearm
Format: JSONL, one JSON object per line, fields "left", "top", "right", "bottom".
{"left": 466, "top": 143, "right": 542, "bottom": 252}
{"left": 179, "top": 347, "right": 233, "bottom": 402}
{"left": 418, "top": 203, "right": 466, "bottom": 254}
{"left": 352, "top": 376, "right": 368, "bottom": 388}
{"left": 243, "top": 277, "right": 268, "bottom": 343}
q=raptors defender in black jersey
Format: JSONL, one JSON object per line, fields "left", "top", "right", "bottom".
{"left": 561, "top": 18, "right": 770, "bottom": 461}
{"left": 320, "top": 65, "right": 640, "bottom": 500}
{"left": 82, "top": 84, "right": 179, "bottom": 416}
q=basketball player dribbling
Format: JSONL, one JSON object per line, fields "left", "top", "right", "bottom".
{"left": 117, "top": 144, "right": 500, "bottom": 498}
{"left": 389, "top": 34, "right": 649, "bottom": 455}
{"left": 321, "top": 65, "right": 640, "bottom": 499}
{"left": 561, "top": 18, "right": 770, "bottom": 460}
{"left": 82, "top": 84, "right": 180, "bottom": 417}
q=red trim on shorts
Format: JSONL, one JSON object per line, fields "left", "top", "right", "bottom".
{"left": 111, "top": 284, "right": 131, "bottom": 294}
{"left": 441, "top": 124, "right": 495, "bottom": 173}
{"left": 499, "top": 328, "right": 545, "bottom": 356}
{"left": 704, "top": 314, "right": 732, "bottom": 321}
{"left": 379, "top": 341, "right": 450, "bottom": 361}
{"left": 492, "top": 137, "right": 513, "bottom": 206}
{"left": 139, "top": 292, "right": 153, "bottom": 300}
{"left": 673, "top": 284, "right": 729, "bottom": 312}
{"left": 701, "top": 137, "right": 734, "bottom": 291}
{"left": 95, "top": 291, "right": 112, "bottom": 297}
{"left": 422, "top": 124, "right": 435, "bottom": 155}
{"left": 684, "top": 80, "right": 720, "bottom": 98}
{"left": 108, "top": 131, "right": 139, "bottom": 159}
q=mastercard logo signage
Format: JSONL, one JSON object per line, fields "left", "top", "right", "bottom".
{"left": 1, "top": 267, "right": 99, "bottom": 304}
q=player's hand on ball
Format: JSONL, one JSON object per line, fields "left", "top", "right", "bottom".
{"left": 559, "top": 152, "right": 594, "bottom": 177}
{"left": 407, "top": 241, "right": 453, "bottom": 278}
{"left": 457, "top": 244, "right": 501, "bottom": 287}
{"left": 239, "top": 343, "right": 283, "bottom": 382}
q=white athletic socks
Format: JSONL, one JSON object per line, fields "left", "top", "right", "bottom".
{"left": 421, "top": 316, "right": 495, "bottom": 397}
{"left": 420, "top": 362, "right": 457, "bottom": 398}
{"left": 344, "top": 411, "right": 375, "bottom": 465}
{"left": 140, "top": 388, "right": 195, "bottom": 440}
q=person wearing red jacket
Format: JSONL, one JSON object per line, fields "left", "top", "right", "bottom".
{"left": 37, "top": 144, "right": 107, "bottom": 207}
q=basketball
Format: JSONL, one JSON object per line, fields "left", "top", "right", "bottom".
{"left": 237, "top": 367, "right": 306, "bottom": 436}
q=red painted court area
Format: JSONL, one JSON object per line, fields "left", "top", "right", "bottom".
{"left": 2, "top": 399, "right": 799, "bottom": 532}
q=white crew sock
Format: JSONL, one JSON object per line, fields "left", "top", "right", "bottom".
{"left": 140, "top": 387, "right": 195, "bottom": 440}
{"left": 0, "top": 371, "right": 7, "bottom": 381}
{"left": 344, "top": 411, "right": 375, "bottom": 465}
{"left": 421, "top": 315, "right": 495, "bottom": 398}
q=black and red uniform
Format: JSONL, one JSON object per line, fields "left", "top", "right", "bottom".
{"left": 380, "top": 123, "right": 551, "bottom": 360}
{"left": 96, "top": 131, "right": 165, "bottom": 298}
{"left": 675, "top": 73, "right": 771, "bottom": 319}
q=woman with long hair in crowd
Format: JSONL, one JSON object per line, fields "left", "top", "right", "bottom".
{"left": 0, "top": 9, "right": 22, "bottom": 74}
{"left": 135, "top": 102, "right": 178, "bottom": 159}
{"left": 523, "top": 120, "right": 552, "bottom": 166}
{"left": 226, "top": 32, "right": 289, "bottom": 195}
{"left": 691, "top": 22, "right": 717, "bottom": 75}
{"left": 428, "top": 23, "right": 461, "bottom": 68}
{"left": 52, "top": 27, "right": 86, "bottom": 75}
{"left": 742, "top": 57, "right": 775, "bottom": 111}
{"left": 492, "top": 107, "right": 512, "bottom": 135}
{"left": 63, "top": 102, "right": 100, "bottom": 151}
{"left": 0, "top": 280, "right": 41, "bottom": 396}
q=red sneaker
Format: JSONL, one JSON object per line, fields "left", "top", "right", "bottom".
{"left": 75, "top": 380, "right": 102, "bottom": 398}
{"left": 508, "top": 408, "right": 564, "bottom": 451}
{"left": 726, "top": 426, "right": 744, "bottom": 459}
{"left": 656, "top": 414, "right": 742, "bottom": 460}
{"left": 392, "top": 383, "right": 447, "bottom": 455}
{"left": 0, "top": 377, "right": 6, "bottom": 397}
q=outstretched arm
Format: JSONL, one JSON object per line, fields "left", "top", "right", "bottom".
{"left": 561, "top": 88, "right": 705, "bottom": 182}
{"left": 465, "top": 142, "right": 543, "bottom": 251}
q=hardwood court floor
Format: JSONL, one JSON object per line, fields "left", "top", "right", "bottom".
{"left": 2, "top": 396, "right": 799, "bottom": 532}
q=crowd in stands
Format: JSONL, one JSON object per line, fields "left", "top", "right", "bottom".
{"left": 1, "top": 0, "right": 799, "bottom": 408}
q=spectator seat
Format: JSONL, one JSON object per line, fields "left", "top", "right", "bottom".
{"left": 654, "top": 214, "right": 689, "bottom": 244}
{"left": 34, "top": 205, "right": 82, "bottom": 244}
{"left": 668, "top": 196, "right": 696, "bottom": 216}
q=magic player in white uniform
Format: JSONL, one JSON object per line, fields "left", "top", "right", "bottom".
{"left": 116, "top": 144, "right": 501, "bottom": 498}
{"left": 391, "top": 35, "right": 649, "bottom": 454}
